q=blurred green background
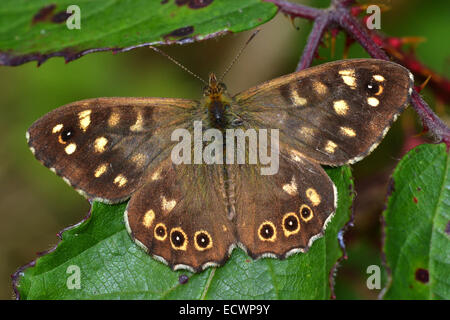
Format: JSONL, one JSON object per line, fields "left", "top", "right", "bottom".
{"left": 0, "top": 0, "right": 448, "bottom": 299}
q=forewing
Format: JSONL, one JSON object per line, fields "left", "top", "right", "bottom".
{"left": 27, "top": 97, "right": 199, "bottom": 203}
{"left": 232, "top": 59, "right": 413, "bottom": 166}
{"left": 125, "top": 158, "right": 235, "bottom": 272}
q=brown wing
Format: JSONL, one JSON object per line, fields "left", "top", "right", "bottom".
{"left": 125, "top": 158, "right": 235, "bottom": 272}
{"left": 27, "top": 97, "right": 199, "bottom": 203}
{"left": 232, "top": 59, "right": 413, "bottom": 166}
{"left": 231, "top": 148, "right": 337, "bottom": 259}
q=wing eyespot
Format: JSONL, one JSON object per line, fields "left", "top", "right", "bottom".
{"left": 170, "top": 227, "right": 188, "bottom": 251}
{"left": 194, "top": 230, "right": 213, "bottom": 251}
{"left": 299, "top": 204, "right": 314, "bottom": 222}
{"left": 366, "top": 80, "right": 383, "bottom": 96}
{"left": 58, "top": 127, "right": 75, "bottom": 144}
{"left": 154, "top": 223, "right": 167, "bottom": 241}
{"left": 282, "top": 212, "right": 300, "bottom": 237}
{"left": 258, "top": 221, "right": 277, "bottom": 242}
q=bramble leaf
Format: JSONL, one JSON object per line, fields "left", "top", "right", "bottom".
{"left": 0, "top": 0, "right": 277, "bottom": 66}
{"left": 14, "top": 167, "right": 353, "bottom": 300}
{"left": 382, "top": 143, "right": 450, "bottom": 299}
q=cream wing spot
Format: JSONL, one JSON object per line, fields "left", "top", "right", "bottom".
{"left": 130, "top": 110, "right": 144, "bottom": 132}
{"left": 299, "top": 127, "right": 314, "bottom": 138}
{"left": 142, "top": 210, "right": 155, "bottom": 228}
{"left": 161, "top": 196, "right": 177, "bottom": 213}
{"left": 151, "top": 168, "right": 162, "bottom": 181}
{"left": 108, "top": 112, "right": 120, "bottom": 127}
{"left": 94, "top": 137, "right": 108, "bottom": 153}
{"left": 52, "top": 124, "right": 63, "bottom": 134}
{"left": 313, "top": 81, "right": 328, "bottom": 95}
{"left": 306, "top": 188, "right": 321, "bottom": 206}
{"left": 373, "top": 74, "right": 385, "bottom": 82}
{"left": 333, "top": 100, "right": 349, "bottom": 115}
{"left": 367, "top": 97, "right": 380, "bottom": 107}
{"left": 290, "top": 90, "right": 307, "bottom": 106}
{"left": 282, "top": 176, "right": 298, "bottom": 196}
{"left": 114, "top": 174, "right": 127, "bottom": 187}
{"left": 324, "top": 140, "right": 337, "bottom": 154}
{"left": 131, "top": 153, "right": 147, "bottom": 167}
{"left": 339, "top": 69, "right": 356, "bottom": 88}
{"left": 340, "top": 126, "right": 356, "bottom": 137}
{"left": 65, "top": 143, "right": 77, "bottom": 155}
{"left": 94, "top": 163, "right": 108, "bottom": 178}
{"left": 78, "top": 110, "right": 92, "bottom": 132}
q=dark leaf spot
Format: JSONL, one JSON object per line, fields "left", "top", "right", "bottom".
{"left": 176, "top": 0, "right": 214, "bottom": 9}
{"left": 178, "top": 274, "right": 189, "bottom": 284}
{"left": 415, "top": 268, "right": 429, "bottom": 283}
{"left": 445, "top": 221, "right": 450, "bottom": 236}
{"left": 164, "top": 26, "right": 195, "bottom": 40}
{"left": 51, "top": 11, "right": 71, "bottom": 23}
{"left": 175, "top": 0, "right": 189, "bottom": 5}
{"left": 161, "top": 0, "right": 169, "bottom": 4}
{"left": 32, "top": 4, "right": 56, "bottom": 24}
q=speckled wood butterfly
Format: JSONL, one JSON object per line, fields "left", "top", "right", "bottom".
{"left": 27, "top": 59, "right": 413, "bottom": 272}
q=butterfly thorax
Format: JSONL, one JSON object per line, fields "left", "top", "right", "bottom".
{"left": 203, "top": 73, "right": 232, "bottom": 129}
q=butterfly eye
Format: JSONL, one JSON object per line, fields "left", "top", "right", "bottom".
{"left": 194, "top": 231, "right": 213, "bottom": 251}
{"left": 300, "top": 204, "right": 314, "bottom": 222}
{"left": 258, "top": 221, "right": 277, "bottom": 242}
{"left": 58, "top": 127, "right": 74, "bottom": 144}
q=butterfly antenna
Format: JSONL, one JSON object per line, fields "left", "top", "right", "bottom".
{"left": 149, "top": 45, "right": 208, "bottom": 85}
{"left": 219, "top": 29, "right": 260, "bottom": 82}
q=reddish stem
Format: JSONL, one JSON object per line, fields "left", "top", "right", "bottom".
{"left": 297, "top": 13, "right": 330, "bottom": 71}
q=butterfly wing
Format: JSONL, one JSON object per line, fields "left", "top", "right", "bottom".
{"left": 228, "top": 147, "right": 336, "bottom": 259}
{"left": 27, "top": 97, "right": 200, "bottom": 203}
{"left": 125, "top": 158, "right": 236, "bottom": 272}
{"left": 232, "top": 59, "right": 413, "bottom": 166}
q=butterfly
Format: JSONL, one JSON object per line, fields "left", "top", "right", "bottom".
{"left": 27, "top": 58, "right": 413, "bottom": 272}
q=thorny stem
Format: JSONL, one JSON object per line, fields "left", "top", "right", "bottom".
{"left": 265, "top": 0, "right": 450, "bottom": 148}
{"left": 296, "top": 13, "right": 330, "bottom": 71}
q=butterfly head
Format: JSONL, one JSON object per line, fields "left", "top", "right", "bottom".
{"left": 202, "top": 73, "right": 232, "bottom": 128}
{"left": 203, "top": 73, "right": 227, "bottom": 97}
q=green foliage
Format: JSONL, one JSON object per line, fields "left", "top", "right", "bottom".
{"left": 15, "top": 167, "right": 353, "bottom": 300}
{"left": 0, "top": 0, "right": 277, "bottom": 65}
{"left": 383, "top": 144, "right": 450, "bottom": 299}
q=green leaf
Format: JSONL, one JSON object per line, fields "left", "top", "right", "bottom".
{"left": 0, "top": 0, "right": 277, "bottom": 66}
{"left": 14, "top": 167, "right": 353, "bottom": 300}
{"left": 382, "top": 143, "right": 450, "bottom": 299}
